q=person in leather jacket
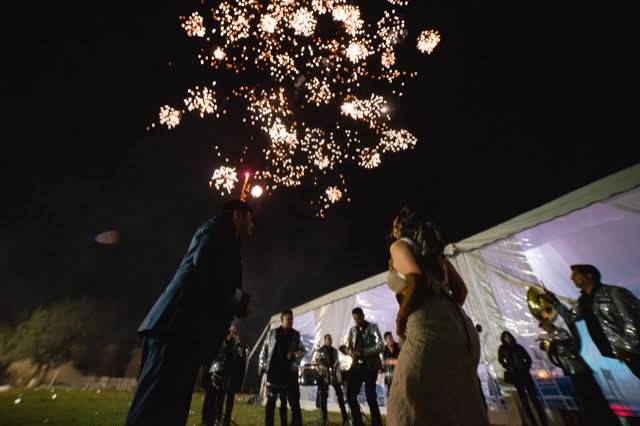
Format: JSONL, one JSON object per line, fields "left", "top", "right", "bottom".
{"left": 312, "top": 334, "right": 349, "bottom": 425}
{"left": 546, "top": 264, "right": 640, "bottom": 379}
{"left": 259, "top": 310, "right": 306, "bottom": 426}
{"left": 342, "top": 307, "right": 384, "bottom": 426}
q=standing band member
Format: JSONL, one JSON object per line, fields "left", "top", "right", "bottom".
{"left": 343, "top": 307, "right": 384, "bottom": 426}
{"left": 203, "top": 324, "right": 249, "bottom": 426}
{"left": 546, "top": 264, "right": 640, "bottom": 379}
{"left": 538, "top": 321, "right": 620, "bottom": 426}
{"left": 259, "top": 310, "right": 306, "bottom": 426}
{"left": 313, "top": 334, "right": 349, "bottom": 426}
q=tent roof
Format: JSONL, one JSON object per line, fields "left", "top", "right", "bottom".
{"left": 269, "top": 272, "right": 387, "bottom": 324}
{"left": 269, "top": 164, "right": 640, "bottom": 323}
{"left": 445, "top": 163, "right": 640, "bottom": 255}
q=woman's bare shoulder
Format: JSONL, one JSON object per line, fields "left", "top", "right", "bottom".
{"left": 390, "top": 239, "right": 411, "bottom": 254}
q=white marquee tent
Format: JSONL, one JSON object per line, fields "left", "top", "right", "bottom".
{"left": 254, "top": 163, "right": 640, "bottom": 421}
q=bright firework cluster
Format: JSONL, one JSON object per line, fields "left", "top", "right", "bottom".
{"left": 155, "top": 0, "right": 442, "bottom": 216}
{"left": 417, "top": 29, "right": 441, "bottom": 54}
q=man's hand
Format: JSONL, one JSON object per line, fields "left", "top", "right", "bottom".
{"left": 543, "top": 289, "right": 560, "bottom": 304}
{"left": 352, "top": 350, "right": 362, "bottom": 359}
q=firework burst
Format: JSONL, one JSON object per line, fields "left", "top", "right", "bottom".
{"left": 153, "top": 0, "right": 442, "bottom": 216}
{"left": 211, "top": 166, "right": 239, "bottom": 194}
{"left": 417, "top": 30, "right": 441, "bottom": 54}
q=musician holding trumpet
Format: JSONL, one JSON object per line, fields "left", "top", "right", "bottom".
{"left": 543, "top": 264, "right": 640, "bottom": 379}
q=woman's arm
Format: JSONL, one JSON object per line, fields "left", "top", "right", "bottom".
{"left": 444, "top": 258, "right": 468, "bottom": 305}
{"left": 390, "top": 240, "right": 424, "bottom": 339}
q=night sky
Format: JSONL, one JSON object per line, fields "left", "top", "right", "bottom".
{"left": 2, "top": 0, "right": 635, "bottom": 367}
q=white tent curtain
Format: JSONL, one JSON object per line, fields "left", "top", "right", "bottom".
{"left": 258, "top": 165, "right": 640, "bottom": 416}
{"left": 450, "top": 186, "right": 640, "bottom": 414}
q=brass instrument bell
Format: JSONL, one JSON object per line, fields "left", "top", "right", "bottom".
{"left": 527, "top": 286, "right": 557, "bottom": 323}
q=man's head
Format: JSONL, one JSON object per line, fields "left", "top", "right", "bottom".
{"left": 352, "top": 307, "right": 365, "bottom": 327}
{"left": 324, "top": 334, "right": 332, "bottom": 347}
{"left": 570, "top": 264, "right": 601, "bottom": 291}
{"left": 384, "top": 332, "right": 395, "bottom": 346}
{"left": 222, "top": 199, "right": 254, "bottom": 238}
{"left": 281, "top": 309, "right": 294, "bottom": 329}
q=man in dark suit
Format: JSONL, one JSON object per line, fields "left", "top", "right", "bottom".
{"left": 124, "top": 200, "right": 253, "bottom": 426}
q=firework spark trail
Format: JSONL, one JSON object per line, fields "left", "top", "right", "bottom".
{"left": 154, "top": 0, "right": 442, "bottom": 215}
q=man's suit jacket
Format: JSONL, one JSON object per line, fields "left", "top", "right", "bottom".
{"left": 138, "top": 215, "right": 242, "bottom": 355}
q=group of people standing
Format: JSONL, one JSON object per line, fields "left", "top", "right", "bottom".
{"left": 121, "top": 201, "right": 489, "bottom": 425}
{"left": 258, "top": 306, "right": 397, "bottom": 426}
{"left": 121, "top": 198, "right": 640, "bottom": 426}
{"left": 259, "top": 207, "right": 492, "bottom": 426}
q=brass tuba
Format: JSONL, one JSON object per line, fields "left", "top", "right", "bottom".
{"left": 527, "top": 286, "right": 557, "bottom": 324}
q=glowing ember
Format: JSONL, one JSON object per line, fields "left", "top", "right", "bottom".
{"left": 345, "top": 41, "right": 371, "bottom": 63}
{"left": 181, "top": 12, "right": 206, "bottom": 38}
{"left": 184, "top": 84, "right": 218, "bottom": 118}
{"left": 417, "top": 30, "right": 441, "bottom": 54}
{"left": 380, "top": 129, "right": 417, "bottom": 153}
{"left": 259, "top": 14, "right": 277, "bottom": 33}
{"left": 158, "top": 106, "right": 181, "bottom": 129}
{"left": 290, "top": 8, "right": 317, "bottom": 36}
{"left": 381, "top": 50, "right": 396, "bottom": 68}
{"left": 211, "top": 166, "right": 239, "bottom": 194}
{"left": 213, "top": 47, "right": 226, "bottom": 60}
{"left": 359, "top": 148, "right": 381, "bottom": 169}
{"left": 251, "top": 185, "right": 264, "bottom": 198}
{"left": 325, "top": 186, "right": 342, "bottom": 203}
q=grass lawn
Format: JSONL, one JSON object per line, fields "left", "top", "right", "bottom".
{"left": 0, "top": 387, "right": 363, "bottom": 426}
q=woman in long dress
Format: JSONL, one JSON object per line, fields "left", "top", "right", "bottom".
{"left": 387, "top": 207, "right": 489, "bottom": 426}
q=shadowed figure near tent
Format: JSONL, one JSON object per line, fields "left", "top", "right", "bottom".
{"left": 124, "top": 200, "right": 253, "bottom": 426}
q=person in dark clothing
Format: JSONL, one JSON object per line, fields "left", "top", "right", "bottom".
{"left": 498, "top": 331, "right": 549, "bottom": 426}
{"left": 546, "top": 264, "right": 640, "bottom": 379}
{"left": 313, "top": 334, "right": 349, "bottom": 426}
{"left": 342, "top": 307, "right": 384, "bottom": 426}
{"left": 124, "top": 200, "right": 253, "bottom": 426}
{"left": 475, "top": 324, "right": 488, "bottom": 413}
{"left": 381, "top": 331, "right": 400, "bottom": 395}
{"left": 259, "top": 310, "right": 306, "bottom": 426}
{"left": 538, "top": 321, "right": 620, "bottom": 426}
{"left": 202, "top": 324, "right": 249, "bottom": 426}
